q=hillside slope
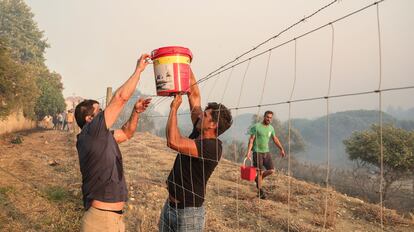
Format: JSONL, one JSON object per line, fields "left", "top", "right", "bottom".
{"left": 0, "top": 130, "right": 413, "bottom": 231}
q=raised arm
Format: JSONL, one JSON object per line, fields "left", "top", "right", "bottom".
{"left": 113, "top": 98, "right": 151, "bottom": 143}
{"left": 166, "top": 95, "right": 199, "bottom": 157}
{"left": 272, "top": 135, "right": 286, "bottom": 157}
{"left": 104, "top": 54, "right": 150, "bottom": 129}
{"left": 187, "top": 69, "right": 203, "bottom": 125}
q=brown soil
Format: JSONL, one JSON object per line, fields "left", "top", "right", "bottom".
{"left": 0, "top": 129, "right": 413, "bottom": 231}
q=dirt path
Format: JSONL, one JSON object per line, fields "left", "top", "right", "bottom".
{"left": 0, "top": 129, "right": 413, "bottom": 231}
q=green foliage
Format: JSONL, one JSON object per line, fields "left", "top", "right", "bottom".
{"left": 44, "top": 186, "right": 69, "bottom": 202}
{"left": 344, "top": 124, "right": 414, "bottom": 172}
{"left": 250, "top": 114, "right": 306, "bottom": 154}
{"left": 344, "top": 124, "right": 414, "bottom": 197}
{"left": 0, "top": 43, "right": 39, "bottom": 118}
{"left": 10, "top": 135, "right": 23, "bottom": 144}
{"left": 0, "top": 186, "right": 11, "bottom": 202}
{"left": 34, "top": 70, "right": 66, "bottom": 120}
{"left": 0, "top": 0, "right": 65, "bottom": 120}
{"left": 0, "top": 0, "right": 49, "bottom": 66}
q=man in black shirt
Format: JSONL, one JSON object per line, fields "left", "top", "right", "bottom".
{"left": 159, "top": 71, "right": 233, "bottom": 231}
{"left": 75, "top": 54, "right": 151, "bottom": 232}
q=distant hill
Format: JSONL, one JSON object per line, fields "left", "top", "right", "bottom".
{"left": 149, "top": 109, "right": 414, "bottom": 169}
{"left": 220, "top": 110, "right": 414, "bottom": 169}
{"left": 386, "top": 106, "right": 414, "bottom": 121}
{"left": 293, "top": 110, "right": 414, "bottom": 167}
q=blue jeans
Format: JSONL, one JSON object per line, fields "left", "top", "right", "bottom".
{"left": 159, "top": 200, "right": 205, "bottom": 232}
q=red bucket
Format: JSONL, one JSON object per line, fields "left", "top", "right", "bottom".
{"left": 151, "top": 46, "right": 193, "bottom": 96}
{"left": 240, "top": 157, "right": 256, "bottom": 181}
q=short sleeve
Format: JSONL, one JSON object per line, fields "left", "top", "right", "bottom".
{"left": 195, "top": 139, "right": 222, "bottom": 161}
{"left": 86, "top": 111, "right": 108, "bottom": 137}
{"left": 249, "top": 124, "right": 257, "bottom": 135}
{"left": 271, "top": 126, "right": 276, "bottom": 137}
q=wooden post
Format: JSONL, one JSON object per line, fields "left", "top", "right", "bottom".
{"left": 106, "top": 87, "right": 113, "bottom": 107}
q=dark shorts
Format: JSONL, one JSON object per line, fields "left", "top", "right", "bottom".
{"left": 253, "top": 152, "right": 274, "bottom": 171}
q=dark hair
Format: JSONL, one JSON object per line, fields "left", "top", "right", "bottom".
{"left": 264, "top": 110, "right": 273, "bottom": 117}
{"left": 75, "top": 99, "right": 99, "bottom": 128}
{"left": 206, "top": 102, "right": 232, "bottom": 136}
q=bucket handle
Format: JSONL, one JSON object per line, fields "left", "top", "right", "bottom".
{"left": 243, "top": 157, "right": 253, "bottom": 167}
{"left": 145, "top": 57, "right": 153, "bottom": 64}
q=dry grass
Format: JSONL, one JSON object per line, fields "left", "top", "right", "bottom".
{"left": 352, "top": 202, "right": 411, "bottom": 226}
{"left": 277, "top": 217, "right": 319, "bottom": 232}
{"left": 1, "top": 130, "right": 413, "bottom": 231}
{"left": 311, "top": 191, "right": 337, "bottom": 229}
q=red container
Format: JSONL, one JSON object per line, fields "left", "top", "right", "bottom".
{"left": 240, "top": 158, "right": 256, "bottom": 181}
{"left": 151, "top": 46, "right": 193, "bottom": 96}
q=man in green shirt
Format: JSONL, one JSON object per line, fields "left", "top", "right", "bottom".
{"left": 246, "top": 111, "right": 285, "bottom": 199}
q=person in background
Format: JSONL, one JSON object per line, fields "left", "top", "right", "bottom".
{"left": 66, "top": 109, "right": 75, "bottom": 132}
{"left": 62, "top": 110, "right": 67, "bottom": 130}
{"left": 52, "top": 113, "right": 59, "bottom": 130}
{"left": 246, "top": 111, "right": 285, "bottom": 199}
{"left": 57, "top": 112, "right": 64, "bottom": 130}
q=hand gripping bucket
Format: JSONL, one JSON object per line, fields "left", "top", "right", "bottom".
{"left": 151, "top": 46, "right": 193, "bottom": 96}
{"left": 240, "top": 157, "right": 256, "bottom": 181}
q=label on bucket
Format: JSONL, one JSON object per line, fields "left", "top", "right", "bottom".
{"left": 154, "top": 62, "right": 175, "bottom": 91}
{"left": 153, "top": 56, "right": 191, "bottom": 94}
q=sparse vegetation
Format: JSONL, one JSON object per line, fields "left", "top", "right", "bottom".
{"left": 10, "top": 135, "right": 23, "bottom": 144}
{"left": 270, "top": 156, "right": 414, "bottom": 215}
{"left": 311, "top": 191, "right": 337, "bottom": 229}
{"left": 0, "top": 186, "right": 11, "bottom": 203}
{"left": 0, "top": 129, "right": 413, "bottom": 231}
{"left": 277, "top": 217, "right": 318, "bottom": 232}
{"left": 44, "top": 186, "right": 69, "bottom": 202}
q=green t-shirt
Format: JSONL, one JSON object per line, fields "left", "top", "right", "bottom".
{"left": 249, "top": 122, "right": 275, "bottom": 153}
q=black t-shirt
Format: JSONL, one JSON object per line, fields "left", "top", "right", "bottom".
{"left": 76, "top": 111, "right": 128, "bottom": 209}
{"left": 167, "top": 120, "right": 222, "bottom": 207}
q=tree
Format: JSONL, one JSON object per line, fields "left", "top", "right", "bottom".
{"left": 33, "top": 70, "right": 66, "bottom": 120}
{"left": 343, "top": 124, "right": 414, "bottom": 200}
{"left": 0, "top": 0, "right": 48, "bottom": 66}
{"left": 0, "top": 0, "right": 65, "bottom": 120}
{"left": 0, "top": 42, "right": 39, "bottom": 118}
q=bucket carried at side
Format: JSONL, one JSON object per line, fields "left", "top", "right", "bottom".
{"left": 240, "top": 157, "right": 256, "bottom": 181}
{"left": 151, "top": 46, "right": 193, "bottom": 96}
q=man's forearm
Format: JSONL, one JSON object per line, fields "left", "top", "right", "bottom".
{"left": 188, "top": 70, "right": 201, "bottom": 109}
{"left": 114, "top": 71, "right": 142, "bottom": 102}
{"left": 246, "top": 139, "right": 254, "bottom": 155}
{"left": 274, "top": 137, "right": 284, "bottom": 151}
{"left": 188, "top": 85, "right": 201, "bottom": 111}
{"left": 121, "top": 110, "right": 140, "bottom": 139}
{"left": 166, "top": 108, "right": 181, "bottom": 147}
{"left": 188, "top": 71, "right": 202, "bottom": 123}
